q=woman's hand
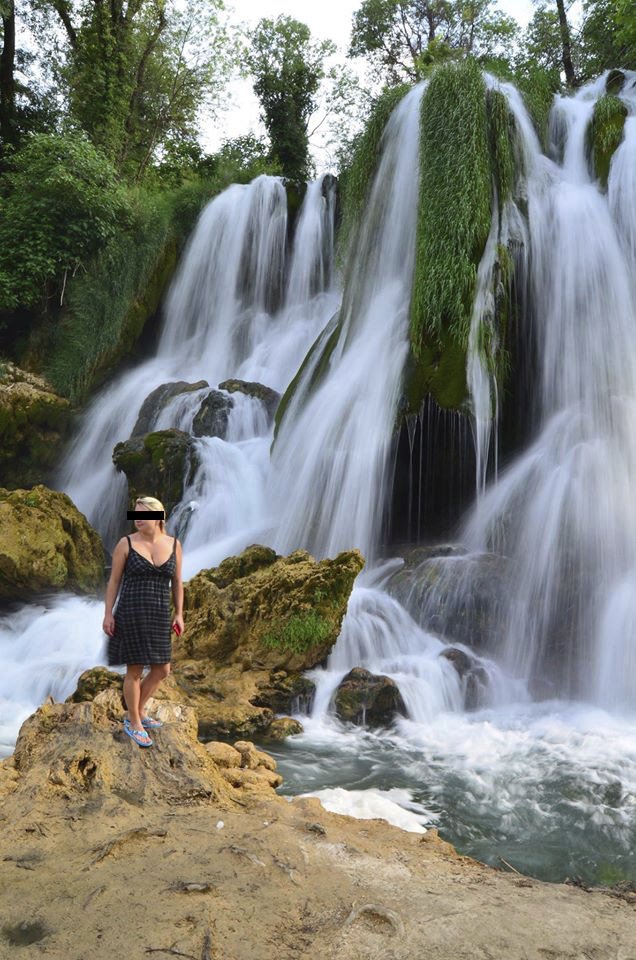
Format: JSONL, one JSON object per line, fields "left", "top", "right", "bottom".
{"left": 172, "top": 614, "right": 185, "bottom": 636}
{"left": 103, "top": 614, "right": 115, "bottom": 637}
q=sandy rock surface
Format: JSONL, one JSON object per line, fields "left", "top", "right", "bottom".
{"left": 0, "top": 696, "right": 634, "bottom": 960}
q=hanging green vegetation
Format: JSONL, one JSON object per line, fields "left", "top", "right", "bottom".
{"left": 487, "top": 88, "right": 516, "bottom": 205}
{"left": 42, "top": 181, "right": 217, "bottom": 404}
{"left": 410, "top": 60, "right": 492, "bottom": 360}
{"left": 587, "top": 94, "right": 627, "bottom": 189}
{"left": 337, "top": 83, "right": 410, "bottom": 262}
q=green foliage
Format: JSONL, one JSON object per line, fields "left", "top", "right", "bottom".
{"left": 580, "top": 0, "right": 636, "bottom": 76}
{"left": 349, "top": 0, "right": 518, "bottom": 83}
{"left": 514, "top": 65, "right": 560, "bottom": 148}
{"left": 261, "top": 609, "right": 332, "bottom": 654}
{"left": 486, "top": 88, "right": 515, "bottom": 203}
{"left": 410, "top": 60, "right": 491, "bottom": 352}
{"left": 337, "top": 83, "right": 410, "bottom": 262}
{"left": 41, "top": 176, "right": 226, "bottom": 403}
{"left": 28, "top": 0, "right": 235, "bottom": 180}
{"left": 246, "top": 15, "right": 334, "bottom": 181}
{"left": 0, "top": 131, "right": 131, "bottom": 310}
{"left": 587, "top": 94, "right": 627, "bottom": 188}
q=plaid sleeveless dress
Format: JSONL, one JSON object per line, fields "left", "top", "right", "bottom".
{"left": 107, "top": 534, "right": 177, "bottom": 666}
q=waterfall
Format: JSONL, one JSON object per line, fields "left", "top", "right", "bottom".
{"left": 55, "top": 175, "right": 339, "bottom": 556}
{"left": 271, "top": 85, "right": 426, "bottom": 561}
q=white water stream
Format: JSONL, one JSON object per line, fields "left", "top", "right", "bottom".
{"left": 2, "top": 73, "right": 636, "bottom": 882}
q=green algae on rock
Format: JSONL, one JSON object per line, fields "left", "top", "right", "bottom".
{"left": 0, "top": 485, "right": 105, "bottom": 600}
{"left": 112, "top": 428, "right": 199, "bottom": 515}
{"left": 0, "top": 364, "right": 71, "bottom": 489}
{"left": 169, "top": 544, "right": 364, "bottom": 738}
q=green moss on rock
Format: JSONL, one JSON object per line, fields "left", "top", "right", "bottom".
{"left": 112, "top": 428, "right": 198, "bottom": 515}
{"left": 0, "top": 364, "right": 71, "bottom": 488}
{"left": 587, "top": 94, "right": 627, "bottom": 189}
{"left": 0, "top": 485, "right": 105, "bottom": 600}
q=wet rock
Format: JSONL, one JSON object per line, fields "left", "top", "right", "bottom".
{"left": 606, "top": 69, "right": 626, "bottom": 95}
{"left": 386, "top": 547, "right": 506, "bottom": 652}
{"left": 112, "top": 428, "right": 198, "bottom": 515}
{"left": 192, "top": 390, "right": 233, "bottom": 438}
{"left": 439, "top": 646, "right": 489, "bottom": 710}
{"left": 333, "top": 668, "right": 407, "bottom": 727}
{"left": 262, "top": 717, "right": 304, "bottom": 740}
{"left": 0, "top": 486, "right": 105, "bottom": 601}
{"left": 0, "top": 363, "right": 70, "bottom": 488}
{"left": 132, "top": 380, "right": 209, "bottom": 436}
{"left": 218, "top": 379, "right": 281, "bottom": 422}
{"left": 250, "top": 671, "right": 316, "bottom": 714}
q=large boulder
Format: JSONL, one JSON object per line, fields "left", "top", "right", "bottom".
{"left": 386, "top": 545, "right": 506, "bottom": 652}
{"left": 0, "top": 363, "right": 71, "bottom": 488}
{"left": 0, "top": 486, "right": 105, "bottom": 601}
{"left": 171, "top": 544, "right": 364, "bottom": 738}
{"left": 131, "top": 380, "right": 209, "bottom": 436}
{"left": 333, "top": 667, "right": 406, "bottom": 727}
{"left": 112, "top": 428, "right": 198, "bottom": 515}
{"left": 218, "top": 379, "right": 281, "bottom": 422}
{"left": 192, "top": 389, "right": 234, "bottom": 438}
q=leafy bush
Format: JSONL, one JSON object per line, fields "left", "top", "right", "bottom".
{"left": 0, "top": 132, "right": 132, "bottom": 309}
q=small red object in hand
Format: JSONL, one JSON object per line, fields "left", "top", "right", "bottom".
{"left": 172, "top": 622, "right": 182, "bottom": 636}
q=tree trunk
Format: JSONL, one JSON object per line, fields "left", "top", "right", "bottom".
{"left": 556, "top": 0, "right": 576, "bottom": 87}
{"left": 0, "top": 0, "right": 16, "bottom": 148}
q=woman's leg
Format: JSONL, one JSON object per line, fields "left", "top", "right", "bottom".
{"left": 139, "top": 663, "right": 171, "bottom": 717}
{"left": 123, "top": 664, "right": 145, "bottom": 730}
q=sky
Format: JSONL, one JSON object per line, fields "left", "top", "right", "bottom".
{"left": 206, "top": 0, "right": 539, "bottom": 155}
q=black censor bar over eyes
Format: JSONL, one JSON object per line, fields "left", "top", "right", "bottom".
{"left": 127, "top": 510, "right": 165, "bottom": 519}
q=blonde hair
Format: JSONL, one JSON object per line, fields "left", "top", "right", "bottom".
{"left": 134, "top": 495, "right": 167, "bottom": 532}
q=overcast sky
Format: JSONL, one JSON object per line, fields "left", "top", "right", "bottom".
{"left": 208, "top": 0, "right": 539, "bottom": 157}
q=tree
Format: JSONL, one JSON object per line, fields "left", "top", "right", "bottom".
{"left": 27, "top": 0, "right": 234, "bottom": 179}
{"left": 580, "top": 0, "right": 636, "bottom": 76}
{"left": 0, "top": 132, "right": 131, "bottom": 309}
{"left": 0, "top": 0, "right": 16, "bottom": 149}
{"left": 349, "top": 0, "right": 518, "bottom": 82}
{"left": 555, "top": 0, "right": 576, "bottom": 85}
{"left": 246, "top": 16, "right": 334, "bottom": 181}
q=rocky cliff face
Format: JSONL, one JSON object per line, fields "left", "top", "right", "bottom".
{"left": 0, "top": 694, "right": 633, "bottom": 960}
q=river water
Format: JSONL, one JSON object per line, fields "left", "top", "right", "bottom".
{"left": 2, "top": 72, "right": 636, "bottom": 885}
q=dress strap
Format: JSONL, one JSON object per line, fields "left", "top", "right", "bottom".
{"left": 172, "top": 536, "right": 177, "bottom": 555}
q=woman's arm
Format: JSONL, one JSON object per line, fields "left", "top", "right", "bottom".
{"left": 102, "top": 538, "right": 128, "bottom": 636}
{"left": 171, "top": 539, "right": 184, "bottom": 633}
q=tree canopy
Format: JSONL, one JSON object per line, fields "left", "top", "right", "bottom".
{"left": 246, "top": 15, "right": 335, "bottom": 181}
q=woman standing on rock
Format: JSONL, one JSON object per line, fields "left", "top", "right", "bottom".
{"left": 103, "top": 496, "right": 184, "bottom": 748}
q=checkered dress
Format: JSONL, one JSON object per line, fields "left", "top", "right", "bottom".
{"left": 107, "top": 535, "right": 177, "bottom": 666}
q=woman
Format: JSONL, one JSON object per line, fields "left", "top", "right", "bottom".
{"left": 103, "top": 496, "right": 184, "bottom": 748}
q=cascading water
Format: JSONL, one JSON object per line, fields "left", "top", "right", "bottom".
{"left": 3, "top": 71, "right": 636, "bottom": 884}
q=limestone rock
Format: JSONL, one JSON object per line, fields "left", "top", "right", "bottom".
{"left": 67, "top": 667, "right": 122, "bottom": 703}
{"left": 0, "top": 486, "right": 105, "bottom": 600}
{"left": 112, "top": 428, "right": 198, "bottom": 515}
{"left": 192, "top": 389, "right": 233, "bottom": 438}
{"left": 0, "top": 363, "right": 70, "bottom": 488}
{"left": 132, "top": 380, "right": 209, "bottom": 436}
{"left": 333, "top": 667, "right": 406, "bottom": 727}
{"left": 218, "top": 379, "right": 280, "bottom": 421}
{"left": 169, "top": 544, "right": 364, "bottom": 738}
{"left": 204, "top": 741, "right": 242, "bottom": 768}
{"left": 8, "top": 695, "right": 231, "bottom": 809}
{"left": 263, "top": 717, "right": 304, "bottom": 740}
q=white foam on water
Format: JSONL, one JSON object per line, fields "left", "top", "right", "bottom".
{"left": 300, "top": 786, "right": 432, "bottom": 833}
